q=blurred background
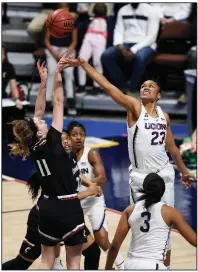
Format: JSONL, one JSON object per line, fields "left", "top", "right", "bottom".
{"left": 2, "top": 2, "right": 197, "bottom": 231}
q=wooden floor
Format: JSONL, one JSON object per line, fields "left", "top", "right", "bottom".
{"left": 2, "top": 180, "right": 196, "bottom": 270}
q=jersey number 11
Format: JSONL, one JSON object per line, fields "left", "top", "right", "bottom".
{"left": 36, "top": 159, "right": 51, "bottom": 176}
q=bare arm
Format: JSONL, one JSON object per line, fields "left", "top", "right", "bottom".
{"left": 105, "top": 206, "right": 133, "bottom": 269}
{"left": 164, "top": 112, "right": 196, "bottom": 187}
{"left": 170, "top": 207, "right": 197, "bottom": 247}
{"left": 77, "top": 183, "right": 99, "bottom": 200}
{"left": 60, "top": 57, "right": 141, "bottom": 114}
{"left": 51, "top": 58, "right": 66, "bottom": 133}
{"left": 164, "top": 112, "right": 189, "bottom": 175}
{"left": 34, "top": 61, "right": 47, "bottom": 120}
{"left": 9, "top": 79, "right": 23, "bottom": 110}
{"left": 80, "top": 174, "right": 92, "bottom": 187}
{"left": 88, "top": 150, "right": 106, "bottom": 186}
{"left": 80, "top": 60, "right": 141, "bottom": 113}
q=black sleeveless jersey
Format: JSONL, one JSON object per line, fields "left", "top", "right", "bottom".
{"left": 30, "top": 126, "right": 80, "bottom": 196}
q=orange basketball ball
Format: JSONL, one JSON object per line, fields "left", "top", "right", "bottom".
{"left": 46, "top": 9, "right": 74, "bottom": 38}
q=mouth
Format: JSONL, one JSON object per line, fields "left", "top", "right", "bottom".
{"left": 76, "top": 141, "right": 82, "bottom": 145}
{"left": 142, "top": 90, "right": 150, "bottom": 95}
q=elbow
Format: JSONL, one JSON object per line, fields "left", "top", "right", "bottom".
{"left": 102, "top": 175, "right": 107, "bottom": 185}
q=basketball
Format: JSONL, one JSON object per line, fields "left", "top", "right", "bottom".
{"left": 46, "top": 9, "right": 74, "bottom": 38}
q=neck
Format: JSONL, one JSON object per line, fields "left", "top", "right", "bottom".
{"left": 73, "top": 147, "right": 84, "bottom": 160}
{"left": 143, "top": 102, "right": 157, "bottom": 115}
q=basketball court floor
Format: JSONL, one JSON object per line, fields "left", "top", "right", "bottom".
{"left": 2, "top": 117, "right": 197, "bottom": 269}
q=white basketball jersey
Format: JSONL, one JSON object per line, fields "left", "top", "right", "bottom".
{"left": 127, "top": 104, "right": 169, "bottom": 171}
{"left": 128, "top": 201, "right": 170, "bottom": 262}
{"left": 78, "top": 147, "right": 95, "bottom": 192}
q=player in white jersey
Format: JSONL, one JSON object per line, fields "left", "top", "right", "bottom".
{"left": 59, "top": 56, "right": 196, "bottom": 267}
{"left": 67, "top": 121, "right": 124, "bottom": 269}
{"left": 105, "top": 173, "right": 197, "bottom": 270}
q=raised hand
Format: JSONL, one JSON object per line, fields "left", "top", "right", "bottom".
{"left": 37, "top": 60, "right": 47, "bottom": 84}
{"left": 59, "top": 56, "right": 85, "bottom": 69}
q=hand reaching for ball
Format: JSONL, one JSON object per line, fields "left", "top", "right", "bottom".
{"left": 59, "top": 55, "right": 85, "bottom": 69}
{"left": 37, "top": 60, "right": 48, "bottom": 84}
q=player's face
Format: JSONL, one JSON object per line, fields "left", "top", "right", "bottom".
{"left": 33, "top": 118, "right": 48, "bottom": 139}
{"left": 70, "top": 127, "right": 86, "bottom": 150}
{"left": 61, "top": 132, "right": 72, "bottom": 153}
{"left": 140, "top": 80, "right": 160, "bottom": 103}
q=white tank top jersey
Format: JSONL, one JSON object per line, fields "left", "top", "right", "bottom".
{"left": 78, "top": 147, "right": 95, "bottom": 193}
{"left": 127, "top": 201, "right": 170, "bottom": 262}
{"left": 127, "top": 104, "right": 170, "bottom": 172}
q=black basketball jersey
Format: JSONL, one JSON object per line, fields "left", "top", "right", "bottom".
{"left": 30, "top": 126, "right": 80, "bottom": 196}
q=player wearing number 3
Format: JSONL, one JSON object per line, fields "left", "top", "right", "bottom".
{"left": 59, "top": 56, "right": 196, "bottom": 268}
{"left": 105, "top": 173, "right": 197, "bottom": 270}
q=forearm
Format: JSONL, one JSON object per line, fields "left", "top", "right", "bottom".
{"left": 11, "top": 87, "right": 19, "bottom": 99}
{"left": 53, "top": 71, "right": 64, "bottom": 105}
{"left": 92, "top": 176, "right": 106, "bottom": 186}
{"left": 105, "top": 246, "right": 119, "bottom": 269}
{"left": 34, "top": 82, "right": 46, "bottom": 118}
{"left": 81, "top": 175, "right": 92, "bottom": 187}
{"left": 77, "top": 190, "right": 92, "bottom": 200}
{"left": 80, "top": 61, "right": 126, "bottom": 105}
{"left": 170, "top": 147, "right": 189, "bottom": 175}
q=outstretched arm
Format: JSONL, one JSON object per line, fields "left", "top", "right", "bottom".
{"left": 60, "top": 57, "right": 141, "bottom": 115}
{"left": 51, "top": 57, "right": 67, "bottom": 133}
{"left": 34, "top": 60, "right": 48, "bottom": 120}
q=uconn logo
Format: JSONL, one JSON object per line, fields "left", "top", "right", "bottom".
{"left": 145, "top": 123, "right": 167, "bottom": 130}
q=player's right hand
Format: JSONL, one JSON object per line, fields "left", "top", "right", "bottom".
{"left": 59, "top": 56, "right": 85, "bottom": 68}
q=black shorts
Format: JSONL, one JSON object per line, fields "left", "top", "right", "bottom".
{"left": 19, "top": 205, "right": 41, "bottom": 261}
{"left": 38, "top": 198, "right": 87, "bottom": 247}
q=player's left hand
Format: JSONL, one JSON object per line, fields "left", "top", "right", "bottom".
{"left": 181, "top": 172, "right": 196, "bottom": 189}
{"left": 37, "top": 60, "right": 48, "bottom": 83}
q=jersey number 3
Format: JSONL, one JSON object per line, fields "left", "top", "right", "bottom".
{"left": 151, "top": 131, "right": 165, "bottom": 145}
{"left": 140, "top": 211, "right": 151, "bottom": 232}
{"left": 36, "top": 159, "right": 51, "bottom": 176}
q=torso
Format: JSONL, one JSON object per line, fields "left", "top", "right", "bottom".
{"left": 127, "top": 104, "right": 170, "bottom": 171}
{"left": 127, "top": 201, "right": 170, "bottom": 262}
{"left": 31, "top": 126, "right": 80, "bottom": 196}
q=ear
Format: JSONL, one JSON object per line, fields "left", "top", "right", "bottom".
{"left": 157, "top": 93, "right": 161, "bottom": 100}
{"left": 37, "top": 131, "right": 42, "bottom": 137}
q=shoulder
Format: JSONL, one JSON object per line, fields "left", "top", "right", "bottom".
{"left": 88, "top": 149, "right": 101, "bottom": 164}
{"left": 124, "top": 205, "right": 135, "bottom": 218}
{"left": 163, "top": 112, "right": 171, "bottom": 125}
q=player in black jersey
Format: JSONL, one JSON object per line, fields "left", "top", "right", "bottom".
{"left": 8, "top": 57, "right": 98, "bottom": 269}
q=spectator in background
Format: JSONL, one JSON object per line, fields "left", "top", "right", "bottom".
{"left": 78, "top": 3, "right": 108, "bottom": 93}
{"left": 27, "top": 3, "right": 77, "bottom": 49}
{"left": 2, "top": 44, "right": 23, "bottom": 109}
{"left": 101, "top": 3, "right": 160, "bottom": 92}
{"left": 45, "top": 3, "right": 77, "bottom": 116}
{"left": 180, "top": 129, "right": 197, "bottom": 154}
{"left": 152, "top": 3, "right": 192, "bottom": 25}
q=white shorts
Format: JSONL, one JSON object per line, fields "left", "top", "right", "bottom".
{"left": 129, "top": 163, "right": 175, "bottom": 207}
{"left": 81, "top": 194, "right": 108, "bottom": 232}
{"left": 125, "top": 258, "right": 167, "bottom": 270}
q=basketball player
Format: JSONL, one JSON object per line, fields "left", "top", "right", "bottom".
{"left": 2, "top": 168, "right": 99, "bottom": 270}
{"left": 8, "top": 56, "right": 97, "bottom": 269}
{"left": 62, "top": 129, "right": 101, "bottom": 270}
{"left": 60, "top": 56, "right": 196, "bottom": 267}
{"left": 105, "top": 173, "right": 197, "bottom": 270}
{"left": 67, "top": 121, "right": 125, "bottom": 269}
